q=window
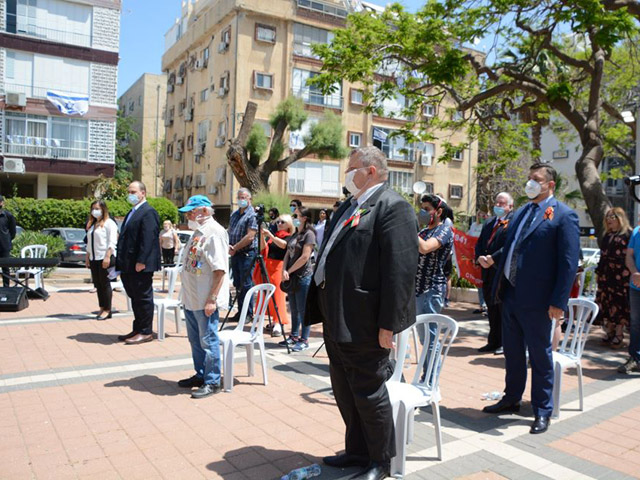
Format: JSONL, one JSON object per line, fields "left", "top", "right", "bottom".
{"left": 388, "top": 171, "right": 414, "bottom": 194}
{"left": 425, "top": 182, "right": 434, "bottom": 194}
{"left": 4, "top": 112, "right": 88, "bottom": 160}
{"left": 200, "top": 88, "right": 209, "bottom": 102}
{"left": 296, "top": 0, "right": 348, "bottom": 19}
{"left": 372, "top": 126, "right": 413, "bottom": 162}
{"left": 417, "top": 142, "right": 435, "bottom": 166}
{"left": 452, "top": 149, "right": 463, "bottom": 161}
{"left": 349, "top": 132, "right": 362, "bottom": 148}
{"left": 449, "top": 184, "right": 463, "bottom": 199}
{"left": 219, "top": 27, "right": 231, "bottom": 52}
{"left": 288, "top": 161, "right": 340, "bottom": 196}
{"left": 256, "top": 120, "right": 272, "bottom": 138}
{"left": 187, "top": 134, "right": 194, "bottom": 150}
{"left": 197, "top": 120, "right": 209, "bottom": 153}
{"left": 255, "top": 24, "right": 276, "bottom": 43}
{"left": 254, "top": 72, "right": 274, "bottom": 90}
{"left": 293, "top": 23, "right": 334, "bottom": 58}
{"left": 350, "top": 89, "right": 364, "bottom": 105}
{"left": 138, "top": 95, "right": 142, "bottom": 106}
{"left": 378, "top": 89, "right": 408, "bottom": 119}
{"left": 289, "top": 117, "right": 319, "bottom": 150}
{"left": 128, "top": 101, "right": 135, "bottom": 113}
{"left": 423, "top": 104, "right": 436, "bottom": 118}
{"left": 202, "top": 47, "right": 210, "bottom": 67}
{"left": 292, "top": 68, "right": 342, "bottom": 109}
{"left": 166, "top": 142, "right": 173, "bottom": 157}
{"left": 219, "top": 72, "right": 230, "bottom": 95}
{"left": 217, "top": 121, "right": 227, "bottom": 140}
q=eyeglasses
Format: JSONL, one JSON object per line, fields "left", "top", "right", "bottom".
{"left": 606, "top": 214, "right": 618, "bottom": 219}
{"left": 276, "top": 220, "right": 285, "bottom": 225}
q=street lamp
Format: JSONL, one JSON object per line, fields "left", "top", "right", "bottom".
{"left": 622, "top": 107, "right": 640, "bottom": 224}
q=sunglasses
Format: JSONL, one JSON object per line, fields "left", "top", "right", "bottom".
{"left": 606, "top": 214, "right": 618, "bottom": 219}
{"left": 276, "top": 220, "right": 286, "bottom": 225}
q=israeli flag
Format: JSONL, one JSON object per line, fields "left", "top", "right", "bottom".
{"left": 46, "top": 91, "right": 89, "bottom": 116}
{"left": 372, "top": 127, "right": 388, "bottom": 142}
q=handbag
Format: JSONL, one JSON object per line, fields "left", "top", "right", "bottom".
{"left": 105, "top": 254, "right": 116, "bottom": 269}
{"left": 280, "top": 273, "right": 300, "bottom": 293}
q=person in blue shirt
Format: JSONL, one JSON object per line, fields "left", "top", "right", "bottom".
{"left": 621, "top": 226, "right": 640, "bottom": 373}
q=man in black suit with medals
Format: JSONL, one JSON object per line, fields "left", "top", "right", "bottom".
{"left": 116, "top": 181, "right": 161, "bottom": 344}
{"left": 305, "top": 147, "right": 418, "bottom": 480}
{"left": 475, "top": 192, "right": 514, "bottom": 353}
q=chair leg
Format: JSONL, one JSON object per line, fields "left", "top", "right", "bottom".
{"left": 390, "top": 402, "right": 408, "bottom": 478}
{"left": 257, "top": 339, "right": 268, "bottom": 386}
{"left": 411, "top": 326, "right": 419, "bottom": 364}
{"left": 407, "top": 407, "right": 415, "bottom": 444}
{"left": 224, "top": 341, "right": 235, "bottom": 392}
{"left": 246, "top": 344, "right": 255, "bottom": 377}
{"left": 552, "top": 363, "right": 562, "bottom": 419}
{"left": 432, "top": 401, "right": 442, "bottom": 461}
{"left": 577, "top": 363, "right": 584, "bottom": 411}
{"left": 174, "top": 306, "right": 181, "bottom": 334}
{"left": 157, "top": 305, "right": 165, "bottom": 341}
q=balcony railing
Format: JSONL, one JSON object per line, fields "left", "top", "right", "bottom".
{"left": 6, "top": 13, "right": 92, "bottom": 48}
{"left": 4, "top": 135, "right": 88, "bottom": 161}
{"left": 4, "top": 83, "right": 89, "bottom": 101}
{"left": 292, "top": 87, "right": 343, "bottom": 109}
{"left": 296, "top": 0, "right": 348, "bottom": 19}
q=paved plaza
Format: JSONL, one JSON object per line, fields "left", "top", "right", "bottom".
{"left": 0, "top": 273, "right": 639, "bottom": 479}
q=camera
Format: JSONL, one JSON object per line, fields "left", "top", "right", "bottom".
{"left": 624, "top": 176, "right": 640, "bottom": 203}
{"left": 254, "top": 203, "right": 265, "bottom": 221}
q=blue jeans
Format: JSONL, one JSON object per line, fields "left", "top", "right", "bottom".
{"left": 185, "top": 309, "right": 221, "bottom": 386}
{"left": 289, "top": 274, "right": 312, "bottom": 340}
{"left": 416, "top": 289, "right": 444, "bottom": 384}
{"left": 231, "top": 251, "right": 255, "bottom": 316}
{"left": 629, "top": 289, "right": 640, "bottom": 362}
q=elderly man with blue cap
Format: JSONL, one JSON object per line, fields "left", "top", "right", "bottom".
{"left": 177, "top": 195, "right": 230, "bottom": 398}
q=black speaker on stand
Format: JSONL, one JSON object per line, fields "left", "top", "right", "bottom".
{"left": 0, "top": 287, "right": 29, "bottom": 312}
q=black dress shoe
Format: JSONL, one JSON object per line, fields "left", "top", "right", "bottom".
{"left": 117, "top": 331, "right": 138, "bottom": 342}
{"left": 322, "top": 453, "right": 369, "bottom": 468}
{"left": 178, "top": 375, "right": 204, "bottom": 388}
{"left": 191, "top": 384, "right": 221, "bottom": 398}
{"left": 482, "top": 398, "right": 520, "bottom": 414}
{"left": 96, "top": 312, "right": 112, "bottom": 320}
{"left": 350, "top": 462, "right": 389, "bottom": 480}
{"left": 530, "top": 415, "right": 550, "bottom": 434}
{"left": 477, "top": 344, "right": 499, "bottom": 353}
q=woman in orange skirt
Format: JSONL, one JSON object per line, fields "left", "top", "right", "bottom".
{"left": 253, "top": 214, "right": 294, "bottom": 336}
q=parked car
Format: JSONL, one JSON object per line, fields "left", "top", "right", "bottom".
{"left": 41, "top": 228, "right": 87, "bottom": 265}
{"left": 15, "top": 225, "right": 24, "bottom": 237}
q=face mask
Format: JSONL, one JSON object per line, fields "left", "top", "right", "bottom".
{"left": 418, "top": 209, "right": 431, "bottom": 225}
{"left": 290, "top": 206, "right": 296, "bottom": 213}
{"left": 493, "top": 206, "right": 506, "bottom": 218}
{"left": 269, "top": 213, "right": 276, "bottom": 220}
{"left": 91, "top": 209, "right": 103, "bottom": 219}
{"left": 188, "top": 220, "right": 199, "bottom": 230}
{"left": 525, "top": 179, "right": 542, "bottom": 199}
{"left": 238, "top": 199, "right": 248, "bottom": 208}
{"left": 293, "top": 219, "right": 301, "bottom": 228}
{"left": 127, "top": 193, "right": 140, "bottom": 206}
{"left": 345, "top": 168, "right": 365, "bottom": 195}
{"left": 479, "top": 217, "right": 487, "bottom": 224}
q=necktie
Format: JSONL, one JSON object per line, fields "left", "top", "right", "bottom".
{"left": 508, "top": 203, "right": 538, "bottom": 286}
{"left": 314, "top": 199, "right": 359, "bottom": 286}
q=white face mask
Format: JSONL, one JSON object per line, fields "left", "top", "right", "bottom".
{"left": 525, "top": 179, "right": 542, "bottom": 199}
{"left": 188, "top": 220, "right": 199, "bottom": 230}
{"left": 91, "top": 209, "right": 103, "bottom": 219}
{"left": 345, "top": 167, "right": 365, "bottom": 195}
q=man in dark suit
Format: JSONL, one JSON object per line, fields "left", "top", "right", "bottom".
{"left": 0, "top": 195, "right": 17, "bottom": 287}
{"left": 116, "top": 181, "right": 161, "bottom": 345}
{"left": 475, "top": 192, "right": 514, "bottom": 353}
{"left": 305, "top": 147, "right": 418, "bottom": 480}
{"left": 484, "top": 163, "right": 580, "bottom": 434}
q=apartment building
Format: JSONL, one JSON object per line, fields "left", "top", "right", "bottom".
{"left": 118, "top": 73, "right": 167, "bottom": 197}
{"left": 162, "top": 0, "right": 477, "bottom": 221}
{"left": 0, "top": 0, "right": 120, "bottom": 199}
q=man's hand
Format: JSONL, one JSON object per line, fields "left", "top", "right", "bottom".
{"left": 135, "top": 263, "right": 145, "bottom": 272}
{"left": 548, "top": 306, "right": 564, "bottom": 322}
{"left": 204, "top": 300, "right": 216, "bottom": 317}
{"left": 484, "top": 255, "right": 494, "bottom": 267}
{"left": 478, "top": 256, "right": 489, "bottom": 268}
{"left": 229, "top": 245, "right": 236, "bottom": 256}
{"left": 282, "top": 270, "right": 289, "bottom": 281}
{"left": 378, "top": 328, "right": 394, "bottom": 349}
{"left": 632, "top": 272, "right": 640, "bottom": 288}
{"left": 101, "top": 258, "right": 110, "bottom": 269}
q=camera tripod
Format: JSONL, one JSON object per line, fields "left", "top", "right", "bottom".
{"left": 221, "top": 213, "right": 290, "bottom": 354}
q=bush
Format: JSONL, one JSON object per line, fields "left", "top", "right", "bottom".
{"left": 252, "top": 191, "right": 293, "bottom": 217}
{"left": 4, "top": 196, "right": 178, "bottom": 230}
{"left": 10, "top": 231, "right": 66, "bottom": 276}
{"left": 450, "top": 264, "right": 477, "bottom": 289}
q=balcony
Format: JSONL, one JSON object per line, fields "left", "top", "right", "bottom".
{"left": 292, "top": 87, "right": 343, "bottom": 110}
{"left": 4, "top": 83, "right": 89, "bottom": 101}
{"left": 296, "top": 0, "right": 348, "bottom": 19}
{"left": 6, "top": 13, "right": 92, "bottom": 48}
{"left": 4, "top": 135, "right": 88, "bottom": 161}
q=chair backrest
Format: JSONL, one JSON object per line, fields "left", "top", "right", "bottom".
{"left": 391, "top": 314, "right": 458, "bottom": 391}
{"left": 235, "top": 283, "right": 276, "bottom": 335}
{"left": 558, "top": 298, "right": 599, "bottom": 359}
{"left": 166, "top": 266, "right": 180, "bottom": 299}
{"left": 580, "top": 266, "right": 597, "bottom": 299}
{"left": 21, "top": 244, "right": 47, "bottom": 259}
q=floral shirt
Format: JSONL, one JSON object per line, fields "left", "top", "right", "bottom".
{"left": 415, "top": 223, "right": 453, "bottom": 296}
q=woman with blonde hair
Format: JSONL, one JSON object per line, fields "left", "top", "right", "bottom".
{"left": 596, "top": 207, "right": 632, "bottom": 347}
{"left": 86, "top": 200, "right": 118, "bottom": 320}
{"left": 253, "top": 214, "right": 295, "bottom": 336}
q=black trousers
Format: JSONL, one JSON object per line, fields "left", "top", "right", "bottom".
{"left": 120, "top": 272, "right": 154, "bottom": 335}
{"left": 162, "top": 248, "right": 175, "bottom": 265}
{"left": 89, "top": 260, "right": 112, "bottom": 310}
{"left": 0, "top": 247, "right": 10, "bottom": 287}
{"left": 486, "top": 302, "right": 503, "bottom": 348}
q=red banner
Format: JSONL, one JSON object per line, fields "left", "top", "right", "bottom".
{"left": 452, "top": 228, "right": 483, "bottom": 287}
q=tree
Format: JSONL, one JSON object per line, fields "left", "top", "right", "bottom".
{"left": 310, "top": 1, "right": 640, "bottom": 240}
{"left": 226, "top": 97, "right": 349, "bottom": 193}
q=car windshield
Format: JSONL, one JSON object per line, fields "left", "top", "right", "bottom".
{"left": 64, "top": 229, "right": 86, "bottom": 241}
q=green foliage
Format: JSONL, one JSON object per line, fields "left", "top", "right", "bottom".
{"left": 270, "top": 97, "right": 308, "bottom": 131}
{"left": 10, "top": 231, "right": 66, "bottom": 276}
{"left": 246, "top": 124, "right": 269, "bottom": 163}
{"left": 305, "top": 111, "right": 350, "bottom": 159}
{"left": 115, "top": 111, "right": 138, "bottom": 185}
{"left": 4, "top": 197, "right": 178, "bottom": 230}
{"left": 451, "top": 266, "right": 476, "bottom": 289}
{"left": 252, "top": 191, "right": 293, "bottom": 217}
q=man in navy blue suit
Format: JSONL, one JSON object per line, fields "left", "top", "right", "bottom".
{"left": 483, "top": 163, "right": 580, "bottom": 434}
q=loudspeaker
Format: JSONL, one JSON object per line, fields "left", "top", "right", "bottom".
{"left": 0, "top": 287, "right": 29, "bottom": 312}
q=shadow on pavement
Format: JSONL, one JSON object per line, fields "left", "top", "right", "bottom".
{"left": 67, "top": 332, "right": 120, "bottom": 345}
{"left": 206, "top": 445, "right": 360, "bottom": 479}
{"left": 103, "top": 374, "right": 183, "bottom": 396}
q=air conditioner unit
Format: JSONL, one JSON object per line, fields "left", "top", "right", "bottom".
{"left": 420, "top": 154, "right": 432, "bottom": 167}
{"left": 196, "top": 143, "right": 206, "bottom": 155}
{"left": 218, "top": 87, "right": 228, "bottom": 97}
{"left": 6, "top": 92, "right": 27, "bottom": 107}
{"left": 174, "top": 151, "right": 182, "bottom": 161}
{"left": 167, "top": 84, "right": 175, "bottom": 93}
{"left": 185, "top": 110, "right": 193, "bottom": 121}
{"left": 3, "top": 158, "right": 25, "bottom": 174}
{"left": 175, "top": 76, "right": 184, "bottom": 85}
{"left": 208, "top": 185, "right": 218, "bottom": 195}
{"left": 195, "top": 59, "right": 203, "bottom": 70}
{"left": 215, "top": 137, "right": 225, "bottom": 148}
{"left": 217, "top": 42, "right": 228, "bottom": 53}
{"left": 195, "top": 173, "right": 206, "bottom": 187}
{"left": 215, "top": 166, "right": 227, "bottom": 185}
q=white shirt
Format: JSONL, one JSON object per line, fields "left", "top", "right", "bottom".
{"left": 87, "top": 218, "right": 118, "bottom": 261}
{"left": 355, "top": 182, "right": 384, "bottom": 208}
{"left": 315, "top": 220, "right": 326, "bottom": 247}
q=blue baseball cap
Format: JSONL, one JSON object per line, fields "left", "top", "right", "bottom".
{"left": 179, "top": 195, "right": 213, "bottom": 212}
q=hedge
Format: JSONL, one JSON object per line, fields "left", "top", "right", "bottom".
{"left": 10, "top": 231, "right": 66, "bottom": 276}
{"left": 5, "top": 197, "right": 178, "bottom": 231}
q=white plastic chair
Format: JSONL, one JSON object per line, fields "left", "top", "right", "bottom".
{"left": 387, "top": 314, "right": 458, "bottom": 478}
{"left": 16, "top": 245, "right": 48, "bottom": 290}
{"left": 578, "top": 265, "right": 597, "bottom": 299}
{"left": 162, "top": 244, "right": 187, "bottom": 291}
{"left": 154, "top": 266, "right": 182, "bottom": 341}
{"left": 218, "top": 283, "right": 275, "bottom": 392}
{"left": 551, "top": 298, "right": 599, "bottom": 419}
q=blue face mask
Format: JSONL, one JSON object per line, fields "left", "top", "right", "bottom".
{"left": 290, "top": 206, "right": 296, "bottom": 213}
{"left": 238, "top": 199, "right": 248, "bottom": 208}
{"left": 418, "top": 208, "right": 431, "bottom": 225}
{"left": 127, "top": 193, "right": 140, "bottom": 206}
{"left": 293, "top": 219, "right": 301, "bottom": 228}
{"left": 493, "top": 206, "right": 506, "bottom": 218}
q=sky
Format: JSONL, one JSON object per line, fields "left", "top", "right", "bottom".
{"left": 117, "top": 0, "right": 425, "bottom": 97}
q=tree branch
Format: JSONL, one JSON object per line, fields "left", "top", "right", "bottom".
{"left": 276, "top": 147, "right": 312, "bottom": 171}
{"left": 602, "top": 0, "right": 640, "bottom": 17}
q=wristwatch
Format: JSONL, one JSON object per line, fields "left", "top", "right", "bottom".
{"left": 209, "top": 294, "right": 218, "bottom": 303}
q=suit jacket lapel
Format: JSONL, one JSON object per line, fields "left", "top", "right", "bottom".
{"left": 522, "top": 197, "right": 556, "bottom": 242}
